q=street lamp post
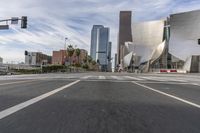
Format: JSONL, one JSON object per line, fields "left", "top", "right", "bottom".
{"left": 64, "top": 37, "right": 68, "bottom": 50}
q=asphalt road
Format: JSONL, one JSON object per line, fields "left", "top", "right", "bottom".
{"left": 0, "top": 73, "right": 200, "bottom": 133}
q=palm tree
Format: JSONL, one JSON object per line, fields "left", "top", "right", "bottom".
{"left": 87, "top": 55, "right": 92, "bottom": 64}
{"left": 67, "top": 45, "right": 75, "bottom": 65}
{"left": 75, "top": 48, "right": 81, "bottom": 64}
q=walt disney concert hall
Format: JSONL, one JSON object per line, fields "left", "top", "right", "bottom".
{"left": 119, "top": 10, "right": 200, "bottom": 73}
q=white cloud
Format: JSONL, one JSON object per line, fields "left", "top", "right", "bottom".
{"left": 0, "top": 0, "right": 199, "bottom": 63}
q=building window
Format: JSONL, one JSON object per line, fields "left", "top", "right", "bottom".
{"left": 198, "top": 39, "right": 200, "bottom": 45}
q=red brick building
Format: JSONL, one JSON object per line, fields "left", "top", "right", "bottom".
{"left": 52, "top": 50, "right": 66, "bottom": 65}
{"left": 52, "top": 49, "right": 88, "bottom": 65}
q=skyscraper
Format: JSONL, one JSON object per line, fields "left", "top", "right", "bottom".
{"left": 90, "top": 25, "right": 104, "bottom": 60}
{"left": 107, "top": 42, "right": 112, "bottom": 72}
{"left": 90, "top": 25, "right": 111, "bottom": 71}
{"left": 0, "top": 57, "right": 3, "bottom": 64}
{"left": 118, "top": 11, "right": 133, "bottom": 65}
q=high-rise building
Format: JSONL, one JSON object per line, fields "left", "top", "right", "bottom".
{"left": 114, "top": 53, "right": 118, "bottom": 71}
{"left": 90, "top": 25, "right": 104, "bottom": 60}
{"left": 90, "top": 25, "right": 111, "bottom": 71}
{"left": 0, "top": 57, "right": 3, "bottom": 64}
{"left": 108, "top": 42, "right": 112, "bottom": 61}
{"left": 107, "top": 42, "right": 112, "bottom": 72}
{"left": 96, "top": 27, "right": 109, "bottom": 69}
{"left": 118, "top": 11, "right": 133, "bottom": 65}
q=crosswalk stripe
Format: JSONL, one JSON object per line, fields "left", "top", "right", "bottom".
{"left": 110, "top": 76, "right": 123, "bottom": 80}
{"left": 99, "top": 76, "right": 106, "bottom": 79}
{"left": 81, "top": 76, "right": 92, "bottom": 79}
{"left": 140, "top": 76, "right": 168, "bottom": 81}
{"left": 140, "top": 76, "right": 188, "bottom": 82}
{"left": 123, "top": 76, "right": 144, "bottom": 81}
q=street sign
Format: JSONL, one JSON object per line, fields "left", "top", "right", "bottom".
{"left": 0, "top": 25, "right": 9, "bottom": 30}
{"left": 11, "top": 17, "right": 19, "bottom": 24}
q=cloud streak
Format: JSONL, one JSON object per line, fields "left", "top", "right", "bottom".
{"left": 0, "top": 0, "right": 200, "bottom": 63}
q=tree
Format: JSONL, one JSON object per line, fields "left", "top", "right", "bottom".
{"left": 87, "top": 55, "right": 92, "bottom": 64}
{"left": 91, "top": 60, "right": 96, "bottom": 65}
{"left": 67, "top": 45, "right": 75, "bottom": 65}
{"left": 75, "top": 48, "right": 81, "bottom": 64}
{"left": 83, "top": 58, "right": 87, "bottom": 64}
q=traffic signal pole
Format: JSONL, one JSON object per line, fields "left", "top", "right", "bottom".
{"left": 0, "top": 16, "right": 27, "bottom": 30}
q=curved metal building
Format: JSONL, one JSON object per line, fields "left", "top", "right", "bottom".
{"left": 118, "top": 10, "right": 200, "bottom": 73}
{"left": 123, "top": 20, "right": 167, "bottom": 71}
{"left": 132, "top": 20, "right": 166, "bottom": 64}
{"left": 169, "top": 10, "right": 200, "bottom": 72}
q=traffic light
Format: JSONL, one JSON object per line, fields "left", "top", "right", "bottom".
{"left": 21, "top": 16, "right": 27, "bottom": 29}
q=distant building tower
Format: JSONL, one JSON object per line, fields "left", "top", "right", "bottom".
{"left": 90, "top": 25, "right": 110, "bottom": 71}
{"left": 90, "top": 25, "right": 104, "bottom": 60}
{"left": 114, "top": 53, "right": 118, "bottom": 71}
{"left": 118, "top": 11, "right": 133, "bottom": 65}
{"left": 0, "top": 57, "right": 3, "bottom": 65}
{"left": 0, "top": 57, "right": 3, "bottom": 64}
{"left": 107, "top": 42, "right": 112, "bottom": 72}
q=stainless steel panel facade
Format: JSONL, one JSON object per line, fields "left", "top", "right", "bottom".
{"left": 169, "top": 10, "right": 200, "bottom": 62}
{"left": 132, "top": 20, "right": 165, "bottom": 63}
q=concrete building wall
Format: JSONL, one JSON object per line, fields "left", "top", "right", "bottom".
{"left": 25, "top": 51, "right": 52, "bottom": 66}
{"left": 190, "top": 56, "right": 200, "bottom": 73}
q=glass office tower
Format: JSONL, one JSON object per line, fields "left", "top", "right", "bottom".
{"left": 90, "top": 25, "right": 111, "bottom": 71}
{"left": 90, "top": 25, "right": 104, "bottom": 60}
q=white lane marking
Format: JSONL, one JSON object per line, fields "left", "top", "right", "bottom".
{"left": 140, "top": 76, "right": 187, "bottom": 82}
{"left": 81, "top": 79, "right": 131, "bottom": 83}
{"left": 99, "top": 76, "right": 106, "bottom": 80}
{"left": 81, "top": 76, "right": 92, "bottom": 79}
{"left": 0, "top": 80, "right": 80, "bottom": 120}
{"left": 136, "top": 81, "right": 191, "bottom": 85}
{"left": 110, "top": 76, "right": 123, "bottom": 80}
{"left": 0, "top": 80, "right": 36, "bottom": 86}
{"left": 124, "top": 76, "right": 144, "bottom": 81}
{"left": 140, "top": 76, "right": 167, "bottom": 81}
{"left": 132, "top": 81, "right": 200, "bottom": 109}
{"left": 192, "top": 83, "right": 200, "bottom": 86}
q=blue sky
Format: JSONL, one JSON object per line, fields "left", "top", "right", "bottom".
{"left": 0, "top": 0, "right": 200, "bottom": 63}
